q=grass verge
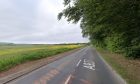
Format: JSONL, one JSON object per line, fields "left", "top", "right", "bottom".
{"left": 0, "top": 44, "right": 83, "bottom": 72}
{"left": 97, "top": 49, "right": 140, "bottom": 84}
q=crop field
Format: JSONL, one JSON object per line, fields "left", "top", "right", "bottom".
{"left": 0, "top": 44, "right": 82, "bottom": 72}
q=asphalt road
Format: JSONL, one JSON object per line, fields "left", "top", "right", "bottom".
{"left": 7, "top": 47, "right": 125, "bottom": 84}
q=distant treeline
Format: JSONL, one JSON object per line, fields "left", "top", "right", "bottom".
{"left": 52, "top": 43, "right": 88, "bottom": 45}
{"left": 0, "top": 42, "right": 14, "bottom": 46}
{"left": 0, "top": 42, "right": 88, "bottom": 46}
{"left": 58, "top": 0, "right": 140, "bottom": 58}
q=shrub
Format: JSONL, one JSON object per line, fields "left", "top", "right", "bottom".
{"left": 124, "top": 46, "right": 140, "bottom": 58}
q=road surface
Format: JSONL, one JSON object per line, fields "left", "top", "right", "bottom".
{"left": 7, "top": 47, "right": 125, "bottom": 84}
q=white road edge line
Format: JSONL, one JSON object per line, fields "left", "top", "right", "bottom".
{"left": 64, "top": 75, "right": 71, "bottom": 84}
{"left": 76, "top": 60, "right": 81, "bottom": 67}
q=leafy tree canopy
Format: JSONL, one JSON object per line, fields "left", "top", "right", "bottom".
{"left": 58, "top": 0, "right": 140, "bottom": 58}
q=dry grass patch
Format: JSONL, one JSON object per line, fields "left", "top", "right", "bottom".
{"left": 98, "top": 49, "right": 140, "bottom": 84}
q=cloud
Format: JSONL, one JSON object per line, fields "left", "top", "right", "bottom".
{"left": 0, "top": 0, "right": 37, "bottom": 39}
{"left": 0, "top": 0, "right": 88, "bottom": 44}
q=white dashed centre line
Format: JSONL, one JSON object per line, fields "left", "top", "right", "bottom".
{"left": 64, "top": 75, "right": 71, "bottom": 84}
{"left": 76, "top": 60, "right": 81, "bottom": 67}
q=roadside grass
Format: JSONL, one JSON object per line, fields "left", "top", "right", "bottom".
{"left": 97, "top": 49, "right": 140, "bottom": 84}
{"left": 0, "top": 44, "right": 83, "bottom": 72}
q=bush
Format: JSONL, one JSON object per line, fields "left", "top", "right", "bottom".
{"left": 124, "top": 46, "right": 140, "bottom": 58}
{"left": 105, "top": 34, "right": 125, "bottom": 53}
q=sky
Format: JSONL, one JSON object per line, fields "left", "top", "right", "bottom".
{"left": 0, "top": 0, "right": 89, "bottom": 44}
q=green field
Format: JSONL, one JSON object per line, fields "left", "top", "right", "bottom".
{"left": 0, "top": 44, "right": 83, "bottom": 72}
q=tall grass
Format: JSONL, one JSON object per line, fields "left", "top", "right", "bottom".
{"left": 0, "top": 44, "right": 82, "bottom": 72}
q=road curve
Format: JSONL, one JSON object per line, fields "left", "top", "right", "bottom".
{"left": 7, "top": 47, "right": 126, "bottom": 84}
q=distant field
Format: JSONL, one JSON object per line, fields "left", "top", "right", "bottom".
{"left": 0, "top": 44, "right": 83, "bottom": 72}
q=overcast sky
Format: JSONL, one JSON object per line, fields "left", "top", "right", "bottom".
{"left": 0, "top": 0, "right": 88, "bottom": 44}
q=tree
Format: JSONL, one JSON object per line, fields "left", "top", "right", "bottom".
{"left": 58, "top": 0, "right": 140, "bottom": 58}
